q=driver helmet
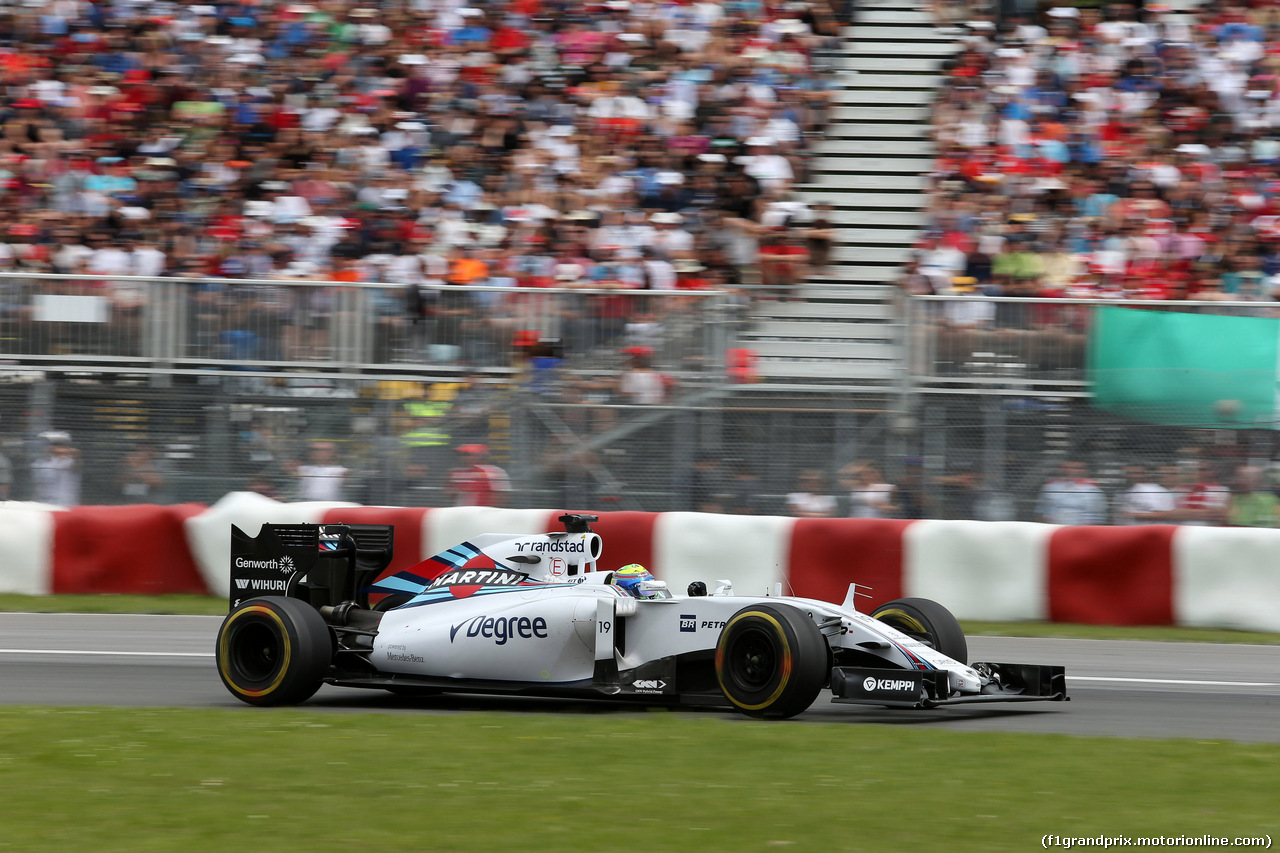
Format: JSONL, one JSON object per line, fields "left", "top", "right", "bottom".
{"left": 611, "top": 564, "right": 662, "bottom": 599}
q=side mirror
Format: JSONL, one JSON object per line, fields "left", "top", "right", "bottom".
{"left": 687, "top": 581, "right": 707, "bottom": 597}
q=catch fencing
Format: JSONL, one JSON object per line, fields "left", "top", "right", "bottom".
{"left": 0, "top": 273, "right": 733, "bottom": 379}
{"left": 4, "top": 277, "right": 1278, "bottom": 521}
{"left": 903, "top": 293, "right": 1280, "bottom": 392}
{"left": 8, "top": 373, "right": 1268, "bottom": 522}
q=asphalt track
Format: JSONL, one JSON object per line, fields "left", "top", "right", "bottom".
{"left": 1, "top": 613, "right": 1278, "bottom": 742}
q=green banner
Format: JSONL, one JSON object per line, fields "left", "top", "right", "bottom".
{"left": 1087, "top": 306, "right": 1280, "bottom": 429}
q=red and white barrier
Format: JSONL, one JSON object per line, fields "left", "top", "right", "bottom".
{"left": 2, "top": 495, "right": 1279, "bottom": 633}
{"left": 0, "top": 501, "right": 209, "bottom": 596}
{"left": 1173, "top": 526, "right": 1280, "bottom": 632}
{"left": 0, "top": 503, "right": 60, "bottom": 596}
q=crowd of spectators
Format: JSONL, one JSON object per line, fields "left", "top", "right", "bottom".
{"left": 0, "top": 0, "right": 845, "bottom": 364}
{"left": 1039, "top": 457, "right": 1280, "bottom": 527}
{"left": 777, "top": 454, "right": 1280, "bottom": 527}
{"left": 911, "top": 1, "right": 1280, "bottom": 312}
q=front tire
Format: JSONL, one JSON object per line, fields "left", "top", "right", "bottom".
{"left": 871, "top": 597, "right": 967, "bottom": 664}
{"left": 715, "top": 604, "right": 828, "bottom": 719}
{"left": 216, "top": 597, "right": 333, "bottom": 706}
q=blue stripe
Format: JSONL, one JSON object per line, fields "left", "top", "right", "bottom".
{"left": 442, "top": 543, "right": 481, "bottom": 563}
{"left": 892, "top": 642, "right": 935, "bottom": 670}
{"left": 368, "top": 576, "right": 430, "bottom": 594}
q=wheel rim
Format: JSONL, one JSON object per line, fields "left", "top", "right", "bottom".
{"left": 231, "top": 619, "right": 282, "bottom": 683}
{"left": 726, "top": 626, "right": 779, "bottom": 691}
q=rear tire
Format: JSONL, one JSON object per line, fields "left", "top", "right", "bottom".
{"left": 216, "top": 597, "right": 333, "bottom": 706}
{"left": 715, "top": 604, "right": 828, "bottom": 719}
{"left": 871, "top": 597, "right": 967, "bottom": 664}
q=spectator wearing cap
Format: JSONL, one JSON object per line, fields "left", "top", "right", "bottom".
{"left": 647, "top": 212, "right": 693, "bottom": 259}
{"left": 674, "top": 259, "right": 711, "bottom": 290}
{"left": 917, "top": 234, "right": 966, "bottom": 293}
{"left": 617, "top": 346, "right": 674, "bottom": 405}
{"left": 31, "top": 432, "right": 81, "bottom": 507}
{"left": 991, "top": 223, "right": 1044, "bottom": 324}
{"left": 593, "top": 209, "right": 640, "bottom": 260}
{"left": 291, "top": 440, "right": 349, "bottom": 502}
{"left": 130, "top": 233, "right": 167, "bottom": 278}
{"left": 1038, "top": 460, "right": 1106, "bottom": 526}
{"left": 785, "top": 469, "right": 837, "bottom": 518}
{"left": 742, "top": 136, "right": 794, "bottom": 194}
{"left": 925, "top": 0, "right": 1280, "bottom": 316}
{"left": 640, "top": 248, "right": 678, "bottom": 291}
{"left": 445, "top": 444, "right": 511, "bottom": 507}
{"left": 839, "top": 460, "right": 900, "bottom": 519}
{"left": 0, "top": 0, "right": 843, "bottom": 362}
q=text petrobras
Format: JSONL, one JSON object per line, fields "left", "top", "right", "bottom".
{"left": 679, "top": 616, "right": 726, "bottom": 632}
{"left": 450, "top": 615, "right": 549, "bottom": 645}
{"left": 430, "top": 569, "right": 529, "bottom": 588}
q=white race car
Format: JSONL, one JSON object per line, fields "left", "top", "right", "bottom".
{"left": 216, "top": 515, "right": 1067, "bottom": 718}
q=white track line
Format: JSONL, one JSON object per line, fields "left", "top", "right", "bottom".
{"left": 1069, "top": 675, "right": 1278, "bottom": 687}
{"left": 0, "top": 649, "right": 213, "bottom": 658}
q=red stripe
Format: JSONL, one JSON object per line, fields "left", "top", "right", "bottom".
{"left": 785, "top": 518, "right": 912, "bottom": 610}
{"left": 51, "top": 504, "right": 209, "bottom": 595}
{"left": 546, "top": 511, "right": 658, "bottom": 574}
{"left": 1047, "top": 525, "right": 1176, "bottom": 625}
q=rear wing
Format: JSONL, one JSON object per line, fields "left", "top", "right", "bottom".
{"left": 229, "top": 523, "right": 394, "bottom": 611}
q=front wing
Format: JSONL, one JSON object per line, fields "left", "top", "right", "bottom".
{"left": 830, "top": 662, "right": 1068, "bottom": 709}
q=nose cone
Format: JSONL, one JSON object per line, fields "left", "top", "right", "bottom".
{"left": 952, "top": 667, "right": 983, "bottom": 694}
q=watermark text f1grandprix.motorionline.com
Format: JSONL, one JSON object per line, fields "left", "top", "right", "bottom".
{"left": 1043, "top": 836, "right": 1272, "bottom": 849}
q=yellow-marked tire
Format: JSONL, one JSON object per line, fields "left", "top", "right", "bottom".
{"left": 715, "top": 604, "right": 828, "bottom": 720}
{"left": 216, "top": 597, "right": 332, "bottom": 706}
{"left": 871, "top": 597, "right": 967, "bottom": 664}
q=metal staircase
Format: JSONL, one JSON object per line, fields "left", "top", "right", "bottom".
{"left": 739, "top": 0, "right": 955, "bottom": 386}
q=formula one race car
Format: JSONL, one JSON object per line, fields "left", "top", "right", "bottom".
{"left": 216, "top": 515, "right": 1068, "bottom": 718}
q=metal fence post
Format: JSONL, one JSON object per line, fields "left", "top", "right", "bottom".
{"left": 150, "top": 279, "right": 172, "bottom": 388}
{"left": 981, "top": 393, "right": 1006, "bottom": 517}
{"left": 673, "top": 406, "right": 695, "bottom": 511}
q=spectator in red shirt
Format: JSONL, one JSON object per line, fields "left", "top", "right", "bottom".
{"left": 445, "top": 444, "right": 511, "bottom": 507}
{"left": 759, "top": 227, "right": 809, "bottom": 300}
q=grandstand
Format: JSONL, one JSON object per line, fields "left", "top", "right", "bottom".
{"left": 744, "top": 0, "right": 950, "bottom": 385}
{"left": 3, "top": 0, "right": 1278, "bottom": 521}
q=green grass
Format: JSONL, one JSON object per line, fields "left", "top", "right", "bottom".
{"left": 2, "top": 593, "right": 1277, "bottom": 645}
{"left": 0, "top": 708, "right": 1275, "bottom": 853}
{"left": 0, "top": 593, "right": 227, "bottom": 616}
